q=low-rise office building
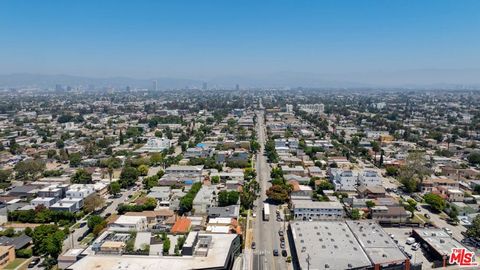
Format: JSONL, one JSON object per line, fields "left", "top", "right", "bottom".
{"left": 292, "top": 200, "right": 344, "bottom": 221}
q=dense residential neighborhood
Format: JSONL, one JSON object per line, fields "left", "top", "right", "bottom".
{"left": 0, "top": 88, "right": 479, "bottom": 270}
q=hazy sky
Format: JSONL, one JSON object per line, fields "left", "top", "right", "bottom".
{"left": 1, "top": 0, "right": 479, "bottom": 80}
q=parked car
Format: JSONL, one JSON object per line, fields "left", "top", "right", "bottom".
{"left": 424, "top": 213, "right": 430, "bottom": 219}
{"left": 443, "top": 227, "right": 453, "bottom": 236}
{"left": 278, "top": 230, "right": 284, "bottom": 237}
{"left": 406, "top": 237, "right": 416, "bottom": 245}
{"left": 412, "top": 243, "right": 421, "bottom": 251}
{"left": 282, "top": 250, "right": 288, "bottom": 257}
{"left": 251, "top": 242, "right": 256, "bottom": 249}
{"left": 28, "top": 258, "right": 40, "bottom": 268}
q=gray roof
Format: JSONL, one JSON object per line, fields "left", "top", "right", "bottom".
{"left": 346, "top": 220, "right": 407, "bottom": 264}
{"left": 413, "top": 228, "right": 466, "bottom": 256}
{"left": 0, "top": 234, "right": 32, "bottom": 249}
{"left": 290, "top": 221, "right": 371, "bottom": 270}
{"left": 207, "top": 205, "right": 240, "bottom": 218}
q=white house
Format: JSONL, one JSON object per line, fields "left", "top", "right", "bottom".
{"left": 31, "top": 197, "right": 57, "bottom": 208}
{"left": 358, "top": 170, "right": 383, "bottom": 187}
{"left": 66, "top": 184, "right": 96, "bottom": 199}
{"left": 331, "top": 169, "right": 358, "bottom": 191}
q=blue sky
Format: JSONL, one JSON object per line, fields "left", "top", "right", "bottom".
{"left": 0, "top": 0, "right": 479, "bottom": 80}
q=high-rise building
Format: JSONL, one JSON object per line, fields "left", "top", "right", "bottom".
{"left": 235, "top": 84, "right": 240, "bottom": 91}
{"left": 286, "top": 104, "right": 293, "bottom": 113}
{"left": 55, "top": 84, "right": 63, "bottom": 91}
{"left": 153, "top": 80, "right": 158, "bottom": 91}
{"left": 202, "top": 82, "right": 208, "bottom": 90}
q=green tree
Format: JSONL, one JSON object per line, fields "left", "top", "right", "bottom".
{"left": 137, "top": 164, "right": 149, "bottom": 176}
{"left": 398, "top": 152, "right": 430, "bottom": 193}
{"left": 71, "top": 168, "right": 93, "bottom": 184}
{"left": 210, "top": 175, "right": 220, "bottom": 184}
{"left": 366, "top": 200, "right": 376, "bottom": 208}
{"left": 424, "top": 193, "right": 446, "bottom": 212}
{"left": 350, "top": 208, "right": 361, "bottom": 220}
{"left": 143, "top": 175, "right": 159, "bottom": 190}
{"left": 316, "top": 181, "right": 334, "bottom": 195}
{"left": 163, "top": 236, "right": 171, "bottom": 255}
{"left": 14, "top": 159, "right": 45, "bottom": 181}
{"left": 46, "top": 149, "right": 57, "bottom": 159}
{"left": 108, "top": 181, "right": 121, "bottom": 195}
{"left": 119, "top": 166, "right": 139, "bottom": 188}
{"left": 385, "top": 166, "right": 398, "bottom": 176}
{"left": 32, "top": 225, "right": 65, "bottom": 258}
{"left": 468, "top": 152, "right": 480, "bottom": 166}
{"left": 88, "top": 215, "right": 104, "bottom": 230}
{"left": 119, "top": 130, "right": 125, "bottom": 144}
{"left": 150, "top": 152, "right": 163, "bottom": 165}
{"left": 266, "top": 185, "right": 290, "bottom": 203}
{"left": 0, "top": 169, "right": 11, "bottom": 187}
{"left": 56, "top": 139, "right": 65, "bottom": 149}
{"left": 371, "top": 141, "right": 381, "bottom": 165}
{"left": 83, "top": 194, "right": 105, "bottom": 213}
{"left": 69, "top": 152, "right": 82, "bottom": 167}
{"left": 404, "top": 198, "right": 417, "bottom": 215}
{"left": 448, "top": 205, "right": 459, "bottom": 224}
{"left": 466, "top": 215, "right": 480, "bottom": 239}
{"left": 218, "top": 190, "right": 239, "bottom": 206}
{"left": 179, "top": 182, "right": 202, "bottom": 214}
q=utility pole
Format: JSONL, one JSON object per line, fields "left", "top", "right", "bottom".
{"left": 306, "top": 253, "right": 311, "bottom": 270}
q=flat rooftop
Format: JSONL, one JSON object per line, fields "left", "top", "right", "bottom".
{"left": 346, "top": 220, "right": 407, "bottom": 264}
{"left": 292, "top": 200, "right": 343, "bottom": 209}
{"left": 67, "top": 234, "right": 237, "bottom": 270}
{"left": 413, "top": 228, "right": 466, "bottom": 256}
{"left": 290, "top": 221, "right": 371, "bottom": 270}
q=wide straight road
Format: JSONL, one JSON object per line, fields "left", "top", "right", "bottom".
{"left": 251, "top": 109, "right": 289, "bottom": 270}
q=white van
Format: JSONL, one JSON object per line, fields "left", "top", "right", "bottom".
{"left": 406, "top": 237, "right": 416, "bottom": 245}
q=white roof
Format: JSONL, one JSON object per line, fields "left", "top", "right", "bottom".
{"left": 114, "top": 215, "right": 146, "bottom": 225}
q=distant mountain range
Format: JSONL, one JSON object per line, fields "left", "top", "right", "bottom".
{"left": 0, "top": 69, "right": 479, "bottom": 90}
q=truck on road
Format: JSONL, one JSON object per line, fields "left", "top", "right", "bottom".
{"left": 263, "top": 203, "right": 270, "bottom": 221}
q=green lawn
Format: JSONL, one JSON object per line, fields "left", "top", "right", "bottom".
{"left": 5, "top": 258, "right": 28, "bottom": 270}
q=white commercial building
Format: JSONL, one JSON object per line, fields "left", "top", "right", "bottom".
{"left": 134, "top": 137, "right": 171, "bottom": 153}
{"left": 292, "top": 200, "right": 344, "bottom": 221}
{"left": 108, "top": 215, "right": 148, "bottom": 232}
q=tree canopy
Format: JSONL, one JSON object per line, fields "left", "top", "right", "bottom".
{"left": 423, "top": 193, "right": 446, "bottom": 212}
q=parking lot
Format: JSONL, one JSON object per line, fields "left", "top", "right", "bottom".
{"left": 382, "top": 227, "right": 433, "bottom": 269}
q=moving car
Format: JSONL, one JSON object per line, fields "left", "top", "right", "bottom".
{"left": 251, "top": 242, "right": 256, "bottom": 249}
{"left": 273, "top": 249, "right": 279, "bottom": 256}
